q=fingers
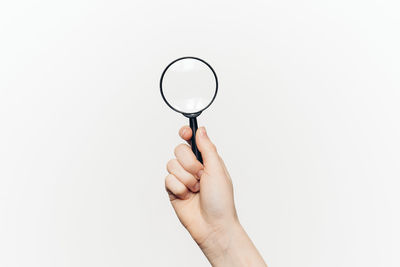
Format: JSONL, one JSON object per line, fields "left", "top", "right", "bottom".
{"left": 195, "top": 127, "right": 223, "bottom": 170}
{"left": 174, "top": 143, "right": 203, "bottom": 176}
{"left": 177, "top": 126, "right": 222, "bottom": 172}
{"left": 165, "top": 174, "right": 190, "bottom": 200}
{"left": 167, "top": 159, "right": 200, "bottom": 192}
{"left": 179, "top": 126, "right": 192, "bottom": 142}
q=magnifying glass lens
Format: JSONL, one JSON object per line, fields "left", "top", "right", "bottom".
{"left": 161, "top": 58, "right": 217, "bottom": 114}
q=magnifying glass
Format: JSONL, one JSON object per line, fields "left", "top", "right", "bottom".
{"left": 160, "top": 57, "right": 218, "bottom": 163}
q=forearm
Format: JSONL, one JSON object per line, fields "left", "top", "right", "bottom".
{"left": 199, "top": 222, "right": 267, "bottom": 267}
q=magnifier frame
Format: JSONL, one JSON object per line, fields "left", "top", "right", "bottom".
{"left": 160, "top": 56, "right": 219, "bottom": 164}
{"left": 159, "top": 56, "right": 218, "bottom": 117}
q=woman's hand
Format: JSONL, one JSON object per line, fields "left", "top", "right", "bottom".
{"left": 165, "top": 126, "right": 267, "bottom": 267}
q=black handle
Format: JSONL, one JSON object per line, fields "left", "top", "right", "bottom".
{"left": 189, "top": 117, "right": 203, "bottom": 164}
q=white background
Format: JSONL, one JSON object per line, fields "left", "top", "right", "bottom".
{"left": 1, "top": 1, "right": 399, "bottom": 266}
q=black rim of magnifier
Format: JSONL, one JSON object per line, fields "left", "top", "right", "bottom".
{"left": 160, "top": 56, "right": 218, "bottom": 117}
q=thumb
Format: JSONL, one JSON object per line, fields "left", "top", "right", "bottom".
{"left": 196, "top": 127, "right": 222, "bottom": 171}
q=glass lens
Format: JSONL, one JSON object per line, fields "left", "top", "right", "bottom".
{"left": 161, "top": 58, "right": 217, "bottom": 114}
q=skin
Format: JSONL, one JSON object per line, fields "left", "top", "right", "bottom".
{"left": 165, "top": 126, "right": 267, "bottom": 267}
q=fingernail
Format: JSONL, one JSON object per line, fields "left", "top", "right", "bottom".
{"left": 199, "top": 127, "right": 207, "bottom": 137}
{"left": 194, "top": 182, "right": 200, "bottom": 191}
{"left": 181, "top": 128, "right": 187, "bottom": 136}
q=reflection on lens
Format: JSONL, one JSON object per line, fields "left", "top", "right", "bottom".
{"left": 161, "top": 58, "right": 217, "bottom": 114}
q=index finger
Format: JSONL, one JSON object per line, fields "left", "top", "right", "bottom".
{"left": 179, "top": 126, "right": 192, "bottom": 143}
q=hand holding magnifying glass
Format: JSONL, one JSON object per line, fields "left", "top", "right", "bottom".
{"left": 161, "top": 59, "right": 268, "bottom": 266}
{"left": 160, "top": 57, "right": 218, "bottom": 163}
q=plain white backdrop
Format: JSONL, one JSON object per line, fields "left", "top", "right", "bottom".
{"left": 1, "top": 0, "right": 399, "bottom": 266}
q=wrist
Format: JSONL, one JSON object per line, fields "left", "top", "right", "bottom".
{"left": 198, "top": 220, "right": 267, "bottom": 267}
{"left": 198, "top": 219, "right": 242, "bottom": 258}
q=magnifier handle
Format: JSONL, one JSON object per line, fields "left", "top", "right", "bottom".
{"left": 189, "top": 117, "right": 203, "bottom": 164}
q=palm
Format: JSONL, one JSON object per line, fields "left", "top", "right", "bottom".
{"left": 170, "top": 168, "right": 236, "bottom": 244}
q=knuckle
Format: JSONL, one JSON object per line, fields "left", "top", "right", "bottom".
{"left": 176, "top": 186, "right": 185, "bottom": 195}
{"left": 189, "top": 179, "right": 198, "bottom": 189}
{"left": 187, "top": 161, "right": 199, "bottom": 172}
{"left": 166, "top": 159, "right": 177, "bottom": 171}
{"left": 174, "top": 143, "right": 187, "bottom": 155}
{"left": 181, "top": 174, "right": 195, "bottom": 186}
{"left": 176, "top": 188, "right": 188, "bottom": 198}
{"left": 165, "top": 174, "right": 174, "bottom": 186}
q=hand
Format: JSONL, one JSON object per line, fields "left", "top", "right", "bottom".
{"left": 165, "top": 126, "right": 267, "bottom": 267}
